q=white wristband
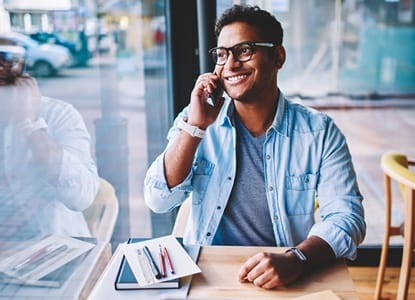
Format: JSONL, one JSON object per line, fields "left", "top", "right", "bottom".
{"left": 20, "top": 118, "right": 48, "bottom": 137}
{"left": 177, "top": 118, "right": 205, "bottom": 139}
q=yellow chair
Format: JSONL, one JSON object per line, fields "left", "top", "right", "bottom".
{"left": 375, "top": 152, "right": 415, "bottom": 300}
{"left": 83, "top": 177, "right": 119, "bottom": 242}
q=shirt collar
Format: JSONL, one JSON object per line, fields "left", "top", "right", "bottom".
{"left": 218, "top": 90, "right": 288, "bottom": 136}
{"left": 269, "top": 90, "right": 288, "bottom": 136}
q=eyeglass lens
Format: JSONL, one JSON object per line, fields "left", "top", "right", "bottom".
{"left": 0, "top": 52, "right": 21, "bottom": 67}
{"left": 212, "top": 43, "right": 254, "bottom": 65}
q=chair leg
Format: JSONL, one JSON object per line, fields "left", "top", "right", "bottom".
{"left": 397, "top": 189, "right": 415, "bottom": 300}
{"left": 375, "top": 175, "right": 393, "bottom": 299}
{"left": 375, "top": 229, "right": 391, "bottom": 299}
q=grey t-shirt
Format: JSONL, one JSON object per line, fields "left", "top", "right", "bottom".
{"left": 212, "top": 115, "right": 276, "bottom": 246}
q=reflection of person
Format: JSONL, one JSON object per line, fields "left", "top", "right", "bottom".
{"left": 144, "top": 5, "right": 365, "bottom": 289}
{"left": 0, "top": 47, "right": 99, "bottom": 241}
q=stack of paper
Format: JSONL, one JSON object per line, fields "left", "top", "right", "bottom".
{"left": 119, "top": 235, "right": 201, "bottom": 289}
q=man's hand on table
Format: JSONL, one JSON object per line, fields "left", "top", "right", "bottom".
{"left": 237, "top": 251, "right": 304, "bottom": 289}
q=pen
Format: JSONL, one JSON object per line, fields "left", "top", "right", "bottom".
{"left": 163, "top": 245, "right": 175, "bottom": 274}
{"left": 17, "top": 244, "right": 69, "bottom": 275}
{"left": 12, "top": 243, "right": 55, "bottom": 271}
{"left": 137, "top": 249, "right": 154, "bottom": 284}
{"left": 143, "top": 246, "right": 162, "bottom": 279}
{"left": 159, "top": 245, "right": 166, "bottom": 277}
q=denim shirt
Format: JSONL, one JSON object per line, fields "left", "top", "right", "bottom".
{"left": 1, "top": 96, "right": 99, "bottom": 238}
{"left": 144, "top": 92, "right": 366, "bottom": 260}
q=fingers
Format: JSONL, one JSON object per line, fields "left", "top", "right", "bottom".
{"left": 194, "top": 72, "right": 220, "bottom": 98}
{"left": 237, "top": 252, "right": 283, "bottom": 289}
{"left": 7, "top": 77, "right": 41, "bottom": 121}
{"left": 15, "top": 76, "right": 41, "bottom": 99}
{"left": 237, "top": 252, "right": 266, "bottom": 282}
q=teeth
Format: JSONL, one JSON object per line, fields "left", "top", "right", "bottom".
{"left": 227, "top": 74, "right": 247, "bottom": 81}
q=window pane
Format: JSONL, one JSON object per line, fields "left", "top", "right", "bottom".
{"left": 0, "top": 0, "right": 167, "bottom": 295}
{"left": 230, "top": 0, "right": 415, "bottom": 246}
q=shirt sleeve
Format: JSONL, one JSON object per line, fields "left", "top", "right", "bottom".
{"left": 309, "top": 118, "right": 366, "bottom": 260}
{"left": 46, "top": 101, "right": 99, "bottom": 211}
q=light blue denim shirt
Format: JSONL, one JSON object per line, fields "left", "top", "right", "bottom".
{"left": 1, "top": 96, "right": 99, "bottom": 238}
{"left": 145, "top": 92, "right": 366, "bottom": 260}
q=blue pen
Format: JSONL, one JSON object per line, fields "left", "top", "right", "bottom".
{"left": 142, "top": 246, "right": 162, "bottom": 279}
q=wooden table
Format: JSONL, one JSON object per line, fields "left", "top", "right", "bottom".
{"left": 89, "top": 244, "right": 359, "bottom": 299}
{"left": 188, "top": 246, "right": 359, "bottom": 299}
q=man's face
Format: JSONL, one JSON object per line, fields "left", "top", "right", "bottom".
{"left": 0, "top": 54, "right": 24, "bottom": 86}
{"left": 215, "top": 22, "right": 283, "bottom": 103}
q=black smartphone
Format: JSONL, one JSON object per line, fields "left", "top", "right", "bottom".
{"left": 206, "top": 72, "right": 223, "bottom": 107}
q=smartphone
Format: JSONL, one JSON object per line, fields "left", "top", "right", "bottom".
{"left": 206, "top": 72, "right": 223, "bottom": 107}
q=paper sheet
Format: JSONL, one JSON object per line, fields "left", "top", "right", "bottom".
{"left": 0, "top": 235, "right": 95, "bottom": 285}
{"left": 121, "top": 235, "right": 201, "bottom": 287}
{"left": 293, "top": 290, "right": 341, "bottom": 300}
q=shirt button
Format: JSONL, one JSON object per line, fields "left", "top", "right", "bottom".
{"left": 304, "top": 176, "right": 309, "bottom": 183}
{"left": 206, "top": 232, "right": 211, "bottom": 237}
{"left": 274, "top": 215, "right": 279, "bottom": 221}
{"left": 227, "top": 176, "right": 232, "bottom": 180}
{"left": 217, "top": 206, "right": 221, "bottom": 210}
{"left": 268, "top": 185, "right": 274, "bottom": 191}
{"left": 266, "top": 155, "right": 271, "bottom": 160}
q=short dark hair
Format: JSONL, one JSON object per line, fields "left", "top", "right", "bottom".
{"left": 215, "top": 5, "right": 283, "bottom": 46}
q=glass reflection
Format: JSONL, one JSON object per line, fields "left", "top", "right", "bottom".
{"left": 0, "top": 46, "right": 99, "bottom": 243}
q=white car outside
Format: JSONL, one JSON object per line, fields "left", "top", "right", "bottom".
{"left": 0, "top": 32, "right": 70, "bottom": 77}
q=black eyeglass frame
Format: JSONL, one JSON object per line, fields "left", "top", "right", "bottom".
{"left": 0, "top": 51, "right": 27, "bottom": 77}
{"left": 208, "top": 41, "right": 276, "bottom": 66}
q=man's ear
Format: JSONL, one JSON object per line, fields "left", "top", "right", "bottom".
{"left": 274, "top": 45, "right": 286, "bottom": 69}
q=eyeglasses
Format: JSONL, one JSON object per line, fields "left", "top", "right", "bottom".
{"left": 0, "top": 51, "right": 26, "bottom": 84}
{"left": 209, "top": 41, "right": 275, "bottom": 66}
{"left": 0, "top": 51, "right": 25, "bottom": 72}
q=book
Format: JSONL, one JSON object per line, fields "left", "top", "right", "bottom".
{"left": 114, "top": 237, "right": 200, "bottom": 290}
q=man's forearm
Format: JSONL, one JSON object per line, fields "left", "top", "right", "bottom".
{"left": 164, "top": 131, "right": 202, "bottom": 188}
{"left": 296, "top": 235, "right": 336, "bottom": 273}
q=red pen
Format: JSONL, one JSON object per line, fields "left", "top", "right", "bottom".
{"left": 162, "top": 245, "right": 175, "bottom": 274}
{"left": 159, "top": 245, "right": 166, "bottom": 277}
{"left": 12, "top": 243, "right": 55, "bottom": 271}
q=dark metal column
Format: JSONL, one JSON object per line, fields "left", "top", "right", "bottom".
{"left": 148, "top": 0, "right": 199, "bottom": 237}
{"left": 196, "top": 0, "right": 217, "bottom": 73}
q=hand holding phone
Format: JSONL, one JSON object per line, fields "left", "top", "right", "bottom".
{"left": 206, "top": 72, "right": 223, "bottom": 107}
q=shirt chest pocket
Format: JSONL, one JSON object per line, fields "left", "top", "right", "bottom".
{"left": 191, "top": 158, "right": 214, "bottom": 204}
{"left": 284, "top": 173, "right": 318, "bottom": 216}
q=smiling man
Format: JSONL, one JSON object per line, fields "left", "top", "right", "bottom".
{"left": 144, "top": 5, "right": 365, "bottom": 289}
